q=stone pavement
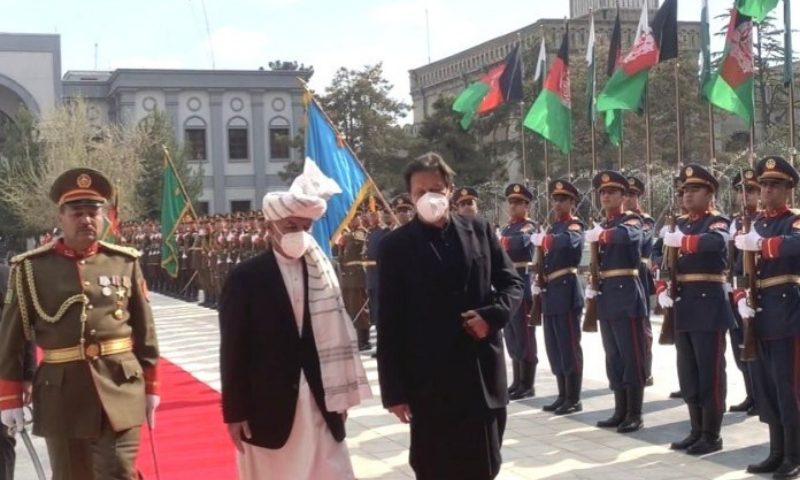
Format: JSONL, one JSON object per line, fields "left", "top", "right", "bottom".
{"left": 14, "top": 294, "right": 770, "bottom": 479}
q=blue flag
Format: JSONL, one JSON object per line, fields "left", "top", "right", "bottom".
{"left": 305, "top": 99, "right": 370, "bottom": 258}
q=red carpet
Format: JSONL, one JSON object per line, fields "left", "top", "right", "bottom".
{"left": 137, "top": 357, "right": 236, "bottom": 479}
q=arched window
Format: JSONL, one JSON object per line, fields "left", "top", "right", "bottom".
{"left": 184, "top": 116, "right": 207, "bottom": 161}
{"left": 269, "top": 116, "right": 292, "bottom": 160}
{"left": 227, "top": 116, "right": 249, "bottom": 161}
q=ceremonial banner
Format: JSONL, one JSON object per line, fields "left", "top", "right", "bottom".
{"left": 160, "top": 150, "right": 194, "bottom": 278}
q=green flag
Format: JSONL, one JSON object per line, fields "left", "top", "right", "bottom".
{"left": 160, "top": 151, "right": 194, "bottom": 278}
{"left": 605, "top": 110, "right": 623, "bottom": 146}
{"left": 736, "top": 0, "right": 779, "bottom": 22}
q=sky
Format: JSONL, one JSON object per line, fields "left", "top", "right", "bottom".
{"left": 0, "top": 0, "right": 797, "bottom": 109}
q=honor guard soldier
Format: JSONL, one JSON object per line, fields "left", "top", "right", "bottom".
{"left": 657, "top": 164, "right": 733, "bottom": 455}
{"left": 0, "top": 168, "right": 160, "bottom": 480}
{"left": 585, "top": 170, "right": 648, "bottom": 433}
{"left": 452, "top": 187, "right": 479, "bottom": 218}
{"left": 365, "top": 208, "right": 390, "bottom": 333}
{"left": 625, "top": 176, "right": 656, "bottom": 387}
{"left": 338, "top": 215, "right": 370, "bottom": 350}
{"left": 500, "top": 183, "right": 538, "bottom": 400}
{"left": 531, "top": 180, "right": 585, "bottom": 414}
{"left": 391, "top": 194, "right": 414, "bottom": 227}
{"left": 734, "top": 156, "right": 800, "bottom": 478}
{"left": 727, "top": 168, "right": 760, "bottom": 416}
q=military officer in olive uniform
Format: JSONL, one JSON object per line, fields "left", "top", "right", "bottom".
{"left": 499, "top": 183, "right": 538, "bottom": 400}
{"left": 658, "top": 164, "right": 733, "bottom": 455}
{"left": 391, "top": 194, "right": 414, "bottom": 227}
{"left": 531, "top": 180, "right": 585, "bottom": 415}
{"left": 0, "top": 168, "right": 160, "bottom": 480}
{"left": 452, "top": 187, "right": 480, "bottom": 218}
{"left": 338, "top": 215, "right": 370, "bottom": 350}
{"left": 735, "top": 157, "right": 800, "bottom": 478}
{"left": 585, "top": 170, "right": 648, "bottom": 433}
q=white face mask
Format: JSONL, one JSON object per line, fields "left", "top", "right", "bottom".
{"left": 277, "top": 230, "right": 313, "bottom": 259}
{"left": 416, "top": 192, "right": 449, "bottom": 223}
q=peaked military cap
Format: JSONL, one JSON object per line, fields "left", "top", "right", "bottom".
{"left": 49, "top": 168, "right": 114, "bottom": 207}
{"left": 452, "top": 187, "right": 479, "bottom": 204}
{"left": 548, "top": 179, "right": 579, "bottom": 199}
{"left": 679, "top": 163, "right": 719, "bottom": 192}
{"left": 626, "top": 176, "right": 646, "bottom": 196}
{"left": 505, "top": 183, "right": 533, "bottom": 202}
{"left": 731, "top": 168, "right": 760, "bottom": 190}
{"left": 592, "top": 170, "right": 627, "bottom": 192}
{"left": 756, "top": 156, "right": 800, "bottom": 186}
{"left": 391, "top": 194, "right": 414, "bottom": 210}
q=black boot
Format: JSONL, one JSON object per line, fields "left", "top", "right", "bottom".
{"left": 508, "top": 361, "right": 521, "bottom": 395}
{"left": 669, "top": 390, "right": 683, "bottom": 399}
{"left": 730, "top": 374, "right": 754, "bottom": 412}
{"left": 597, "top": 390, "right": 627, "bottom": 428}
{"left": 747, "top": 424, "right": 785, "bottom": 474}
{"left": 774, "top": 426, "right": 800, "bottom": 479}
{"left": 542, "top": 375, "right": 566, "bottom": 412}
{"left": 555, "top": 374, "right": 583, "bottom": 415}
{"left": 670, "top": 404, "right": 702, "bottom": 450}
{"left": 687, "top": 408, "right": 723, "bottom": 455}
{"left": 357, "top": 329, "right": 371, "bottom": 351}
{"left": 509, "top": 362, "right": 535, "bottom": 400}
{"left": 617, "top": 387, "right": 644, "bottom": 433}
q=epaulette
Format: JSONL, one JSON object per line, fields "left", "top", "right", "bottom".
{"left": 790, "top": 208, "right": 800, "bottom": 216}
{"left": 677, "top": 214, "right": 689, "bottom": 220}
{"left": 99, "top": 241, "right": 142, "bottom": 259}
{"left": 10, "top": 242, "right": 56, "bottom": 264}
{"left": 711, "top": 209, "right": 723, "bottom": 216}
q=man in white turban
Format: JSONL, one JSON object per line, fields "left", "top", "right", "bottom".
{"left": 219, "top": 159, "right": 372, "bottom": 480}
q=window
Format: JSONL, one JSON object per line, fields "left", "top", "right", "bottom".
{"left": 197, "top": 201, "right": 210, "bottom": 216}
{"left": 270, "top": 127, "right": 291, "bottom": 159}
{"left": 185, "top": 129, "right": 207, "bottom": 160}
{"left": 228, "top": 117, "right": 249, "bottom": 161}
{"left": 230, "top": 200, "right": 252, "bottom": 213}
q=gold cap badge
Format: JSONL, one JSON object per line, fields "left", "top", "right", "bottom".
{"left": 601, "top": 174, "right": 610, "bottom": 183}
{"left": 685, "top": 167, "right": 694, "bottom": 177}
{"left": 461, "top": 189, "right": 468, "bottom": 195}
{"left": 767, "top": 158, "right": 777, "bottom": 169}
{"left": 513, "top": 185, "right": 521, "bottom": 193}
{"left": 745, "top": 170, "right": 754, "bottom": 179}
{"left": 556, "top": 181, "right": 564, "bottom": 189}
{"left": 628, "top": 179, "right": 635, "bottom": 185}
{"left": 77, "top": 174, "right": 92, "bottom": 189}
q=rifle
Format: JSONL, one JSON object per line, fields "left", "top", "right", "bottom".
{"left": 658, "top": 213, "right": 677, "bottom": 345}
{"left": 740, "top": 201, "right": 758, "bottom": 361}
{"left": 582, "top": 225, "right": 600, "bottom": 333}
{"left": 528, "top": 196, "right": 547, "bottom": 327}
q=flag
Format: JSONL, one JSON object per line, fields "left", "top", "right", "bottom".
{"left": 605, "top": 6, "right": 623, "bottom": 146}
{"left": 784, "top": 0, "right": 793, "bottom": 87}
{"left": 700, "top": 0, "right": 712, "bottom": 94}
{"left": 523, "top": 26, "right": 571, "bottom": 154}
{"left": 597, "top": 0, "right": 678, "bottom": 113}
{"left": 586, "top": 13, "right": 596, "bottom": 126}
{"left": 100, "top": 192, "right": 120, "bottom": 244}
{"left": 534, "top": 35, "right": 547, "bottom": 90}
{"left": 605, "top": 110, "right": 623, "bottom": 146}
{"left": 703, "top": 5, "right": 755, "bottom": 124}
{"left": 160, "top": 151, "right": 194, "bottom": 278}
{"left": 736, "top": 0, "right": 779, "bottom": 22}
{"left": 453, "top": 44, "right": 523, "bottom": 129}
{"left": 305, "top": 98, "right": 370, "bottom": 259}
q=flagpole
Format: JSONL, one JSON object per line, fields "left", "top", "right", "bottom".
{"left": 518, "top": 32, "right": 528, "bottom": 183}
{"left": 567, "top": 150, "right": 573, "bottom": 182}
{"left": 790, "top": 80, "right": 796, "bottom": 167}
{"left": 618, "top": 118, "right": 624, "bottom": 170}
{"left": 675, "top": 62, "right": 683, "bottom": 168}
{"left": 589, "top": 7, "right": 597, "bottom": 175}
{"left": 645, "top": 85, "right": 653, "bottom": 212}
{"left": 162, "top": 146, "right": 198, "bottom": 219}
{"left": 544, "top": 141, "right": 550, "bottom": 183}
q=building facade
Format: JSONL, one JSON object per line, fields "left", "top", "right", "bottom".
{"left": 570, "top": 0, "right": 658, "bottom": 19}
{"left": 0, "top": 33, "right": 309, "bottom": 215}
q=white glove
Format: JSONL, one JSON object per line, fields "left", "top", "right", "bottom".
{"left": 584, "top": 222, "right": 603, "bottom": 243}
{"left": 659, "top": 225, "right": 669, "bottom": 239}
{"left": 531, "top": 282, "right": 542, "bottom": 296}
{"left": 662, "top": 230, "right": 685, "bottom": 248}
{"left": 729, "top": 222, "right": 738, "bottom": 237}
{"left": 584, "top": 286, "right": 598, "bottom": 300}
{"left": 724, "top": 283, "right": 733, "bottom": 295}
{"left": 146, "top": 394, "right": 161, "bottom": 430}
{"left": 531, "top": 232, "right": 546, "bottom": 247}
{"left": 737, "top": 298, "right": 756, "bottom": 319}
{"left": 1, "top": 408, "right": 24, "bottom": 435}
{"left": 735, "top": 229, "right": 763, "bottom": 252}
{"left": 657, "top": 290, "right": 674, "bottom": 309}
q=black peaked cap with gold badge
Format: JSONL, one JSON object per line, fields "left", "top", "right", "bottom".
{"left": 592, "top": 170, "right": 628, "bottom": 192}
{"left": 678, "top": 163, "right": 719, "bottom": 193}
{"left": 452, "top": 186, "right": 479, "bottom": 205}
{"left": 391, "top": 194, "right": 414, "bottom": 210}
{"left": 505, "top": 183, "right": 533, "bottom": 202}
{"left": 548, "top": 179, "right": 579, "bottom": 199}
{"left": 49, "top": 168, "right": 114, "bottom": 207}
{"left": 731, "top": 167, "right": 760, "bottom": 190}
{"left": 756, "top": 155, "right": 800, "bottom": 186}
{"left": 626, "top": 176, "right": 646, "bottom": 196}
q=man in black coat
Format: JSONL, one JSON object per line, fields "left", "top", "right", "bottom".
{"left": 377, "top": 153, "right": 524, "bottom": 480}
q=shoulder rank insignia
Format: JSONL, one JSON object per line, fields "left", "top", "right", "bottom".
{"left": 99, "top": 241, "right": 142, "bottom": 259}
{"left": 790, "top": 208, "right": 800, "bottom": 216}
{"left": 568, "top": 223, "right": 582, "bottom": 232}
{"left": 709, "top": 221, "right": 728, "bottom": 230}
{"left": 624, "top": 218, "right": 641, "bottom": 227}
{"left": 11, "top": 241, "right": 57, "bottom": 264}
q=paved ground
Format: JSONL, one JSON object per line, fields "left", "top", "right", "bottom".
{"left": 15, "top": 293, "right": 770, "bottom": 479}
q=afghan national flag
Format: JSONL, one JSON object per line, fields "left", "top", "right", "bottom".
{"left": 523, "top": 27, "right": 571, "bottom": 154}
{"left": 784, "top": 0, "right": 793, "bottom": 87}
{"left": 605, "top": 6, "right": 623, "bottom": 146}
{"left": 160, "top": 149, "right": 195, "bottom": 278}
{"left": 700, "top": 0, "right": 712, "bottom": 94}
{"left": 736, "top": 0, "right": 779, "bottom": 22}
{"left": 452, "top": 44, "right": 523, "bottom": 129}
{"left": 100, "top": 192, "right": 120, "bottom": 244}
{"left": 703, "top": 5, "right": 755, "bottom": 124}
{"left": 597, "top": 0, "right": 678, "bottom": 113}
{"left": 586, "top": 14, "right": 596, "bottom": 127}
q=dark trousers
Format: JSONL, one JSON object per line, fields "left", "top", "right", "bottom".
{"left": 0, "top": 426, "right": 14, "bottom": 480}
{"left": 752, "top": 336, "right": 800, "bottom": 425}
{"left": 504, "top": 299, "right": 537, "bottom": 364}
{"left": 543, "top": 309, "right": 583, "bottom": 376}
{"left": 599, "top": 318, "right": 647, "bottom": 391}
{"left": 45, "top": 422, "right": 140, "bottom": 480}
{"left": 676, "top": 330, "right": 727, "bottom": 415}
{"left": 368, "top": 287, "right": 379, "bottom": 326}
{"left": 343, "top": 286, "right": 369, "bottom": 330}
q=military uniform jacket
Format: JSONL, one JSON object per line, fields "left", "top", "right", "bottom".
{"left": 500, "top": 218, "right": 536, "bottom": 303}
{"left": 673, "top": 212, "right": 735, "bottom": 332}
{"left": 597, "top": 212, "right": 647, "bottom": 320}
{"left": 746, "top": 208, "right": 800, "bottom": 339}
{"left": 365, "top": 227, "right": 389, "bottom": 289}
{"left": 541, "top": 216, "right": 585, "bottom": 315}
{"left": 339, "top": 228, "right": 367, "bottom": 289}
{"left": 636, "top": 211, "right": 656, "bottom": 295}
{"left": 0, "top": 240, "right": 159, "bottom": 438}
